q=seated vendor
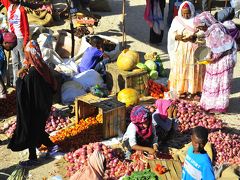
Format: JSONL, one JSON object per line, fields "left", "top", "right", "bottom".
{"left": 152, "top": 99, "right": 178, "bottom": 141}
{"left": 122, "top": 105, "right": 158, "bottom": 159}
{"left": 77, "top": 36, "right": 110, "bottom": 80}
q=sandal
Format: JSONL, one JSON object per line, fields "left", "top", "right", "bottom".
{"left": 179, "top": 92, "right": 188, "bottom": 99}
{"left": 19, "top": 159, "right": 39, "bottom": 167}
{"left": 186, "top": 93, "right": 194, "bottom": 100}
{"left": 193, "top": 94, "right": 201, "bottom": 101}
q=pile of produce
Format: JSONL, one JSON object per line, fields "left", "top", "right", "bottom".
{"left": 175, "top": 100, "right": 223, "bottom": 133}
{"left": 148, "top": 80, "right": 168, "bottom": 99}
{"left": 64, "top": 143, "right": 154, "bottom": 179}
{"left": 208, "top": 131, "right": 240, "bottom": 165}
{"left": 45, "top": 107, "right": 72, "bottom": 134}
{"left": 117, "top": 88, "right": 139, "bottom": 107}
{"left": 50, "top": 115, "right": 103, "bottom": 151}
{"left": 123, "top": 169, "right": 158, "bottom": 180}
{"left": 154, "top": 164, "right": 166, "bottom": 175}
{"left": 117, "top": 49, "right": 139, "bottom": 71}
{"left": 0, "top": 91, "right": 16, "bottom": 118}
{"left": 0, "top": 120, "right": 16, "bottom": 138}
{"left": 137, "top": 52, "right": 167, "bottom": 79}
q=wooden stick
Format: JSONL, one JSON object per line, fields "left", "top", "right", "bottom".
{"left": 122, "top": 0, "right": 126, "bottom": 49}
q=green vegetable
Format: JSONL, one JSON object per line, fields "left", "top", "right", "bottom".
{"left": 155, "top": 54, "right": 161, "bottom": 62}
{"left": 150, "top": 70, "right": 159, "bottom": 80}
{"left": 136, "top": 63, "right": 149, "bottom": 71}
{"left": 7, "top": 166, "right": 25, "bottom": 180}
{"left": 145, "top": 60, "right": 157, "bottom": 71}
{"left": 123, "top": 169, "right": 158, "bottom": 180}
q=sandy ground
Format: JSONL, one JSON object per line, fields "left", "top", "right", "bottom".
{"left": 0, "top": 0, "right": 239, "bottom": 179}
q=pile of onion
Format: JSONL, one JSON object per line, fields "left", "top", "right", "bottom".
{"left": 64, "top": 143, "right": 150, "bottom": 179}
{"left": 0, "top": 91, "right": 16, "bottom": 118}
{"left": 209, "top": 131, "right": 240, "bottom": 165}
{"left": 175, "top": 100, "right": 223, "bottom": 133}
{"left": 45, "top": 107, "right": 71, "bottom": 134}
{"left": 0, "top": 119, "right": 16, "bottom": 137}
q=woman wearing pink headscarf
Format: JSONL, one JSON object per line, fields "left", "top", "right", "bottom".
{"left": 70, "top": 150, "right": 105, "bottom": 180}
{"left": 152, "top": 99, "right": 178, "bottom": 141}
{"left": 194, "top": 12, "right": 237, "bottom": 113}
{"left": 168, "top": 1, "right": 204, "bottom": 100}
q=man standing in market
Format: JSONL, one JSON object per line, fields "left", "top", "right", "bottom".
{"left": 0, "top": 0, "right": 29, "bottom": 87}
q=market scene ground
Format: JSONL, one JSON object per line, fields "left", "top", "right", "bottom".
{"left": 0, "top": 0, "right": 240, "bottom": 179}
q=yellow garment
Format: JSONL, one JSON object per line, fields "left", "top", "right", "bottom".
{"left": 168, "top": 37, "right": 204, "bottom": 95}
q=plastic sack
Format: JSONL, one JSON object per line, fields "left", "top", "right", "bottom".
{"left": 72, "top": 69, "right": 104, "bottom": 90}
{"left": 61, "top": 81, "right": 86, "bottom": 105}
{"left": 231, "top": 0, "right": 240, "bottom": 9}
{"left": 117, "top": 88, "right": 139, "bottom": 107}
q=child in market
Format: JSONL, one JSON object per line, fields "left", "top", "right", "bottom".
{"left": 122, "top": 105, "right": 159, "bottom": 159}
{"left": 182, "top": 126, "right": 215, "bottom": 180}
{"left": 77, "top": 36, "right": 110, "bottom": 80}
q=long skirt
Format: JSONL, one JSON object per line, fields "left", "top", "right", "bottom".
{"left": 200, "top": 54, "right": 235, "bottom": 112}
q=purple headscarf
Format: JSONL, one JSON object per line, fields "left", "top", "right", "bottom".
{"left": 130, "top": 105, "right": 152, "bottom": 140}
{"left": 194, "top": 12, "right": 235, "bottom": 54}
{"left": 194, "top": 11, "right": 217, "bottom": 27}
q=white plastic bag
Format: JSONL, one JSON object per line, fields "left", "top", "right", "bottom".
{"left": 61, "top": 81, "right": 86, "bottom": 105}
{"left": 72, "top": 69, "right": 104, "bottom": 90}
{"left": 230, "top": 0, "right": 240, "bottom": 9}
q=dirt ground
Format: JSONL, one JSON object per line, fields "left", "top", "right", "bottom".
{"left": 0, "top": 0, "right": 239, "bottom": 179}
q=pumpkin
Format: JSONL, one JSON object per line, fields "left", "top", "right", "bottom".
{"left": 117, "top": 49, "right": 140, "bottom": 71}
{"left": 117, "top": 88, "right": 139, "bottom": 107}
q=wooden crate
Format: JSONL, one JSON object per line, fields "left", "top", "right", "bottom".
{"left": 149, "top": 159, "right": 182, "bottom": 180}
{"left": 106, "top": 63, "right": 149, "bottom": 96}
{"left": 75, "top": 93, "right": 126, "bottom": 139}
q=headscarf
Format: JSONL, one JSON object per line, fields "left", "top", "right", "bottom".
{"left": 155, "top": 99, "right": 172, "bottom": 120}
{"left": 194, "top": 12, "right": 236, "bottom": 57}
{"left": 193, "top": 11, "right": 217, "bottom": 28}
{"left": 70, "top": 150, "right": 105, "bottom": 180}
{"left": 222, "top": 20, "right": 240, "bottom": 41}
{"left": 130, "top": 105, "right": 152, "bottom": 140}
{"left": 177, "top": 1, "right": 195, "bottom": 19}
{"left": 3, "top": 32, "right": 17, "bottom": 43}
{"left": 24, "top": 40, "right": 57, "bottom": 91}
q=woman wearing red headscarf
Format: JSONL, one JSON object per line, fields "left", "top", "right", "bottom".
{"left": 122, "top": 105, "right": 158, "bottom": 159}
{"left": 168, "top": 1, "right": 204, "bottom": 100}
{"left": 8, "top": 40, "right": 58, "bottom": 166}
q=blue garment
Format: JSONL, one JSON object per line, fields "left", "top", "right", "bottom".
{"left": 0, "top": 46, "right": 6, "bottom": 75}
{"left": 182, "top": 145, "right": 215, "bottom": 180}
{"left": 78, "top": 47, "right": 103, "bottom": 73}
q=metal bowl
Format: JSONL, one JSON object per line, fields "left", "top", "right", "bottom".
{"left": 194, "top": 46, "right": 211, "bottom": 62}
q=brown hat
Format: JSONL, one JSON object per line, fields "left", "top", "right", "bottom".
{"left": 3, "top": 32, "right": 17, "bottom": 43}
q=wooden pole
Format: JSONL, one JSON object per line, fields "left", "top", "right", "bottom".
{"left": 122, "top": 0, "right": 126, "bottom": 49}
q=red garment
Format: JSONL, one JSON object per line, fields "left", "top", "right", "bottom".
{"left": 24, "top": 40, "right": 57, "bottom": 91}
{"left": 1, "top": 0, "right": 29, "bottom": 46}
